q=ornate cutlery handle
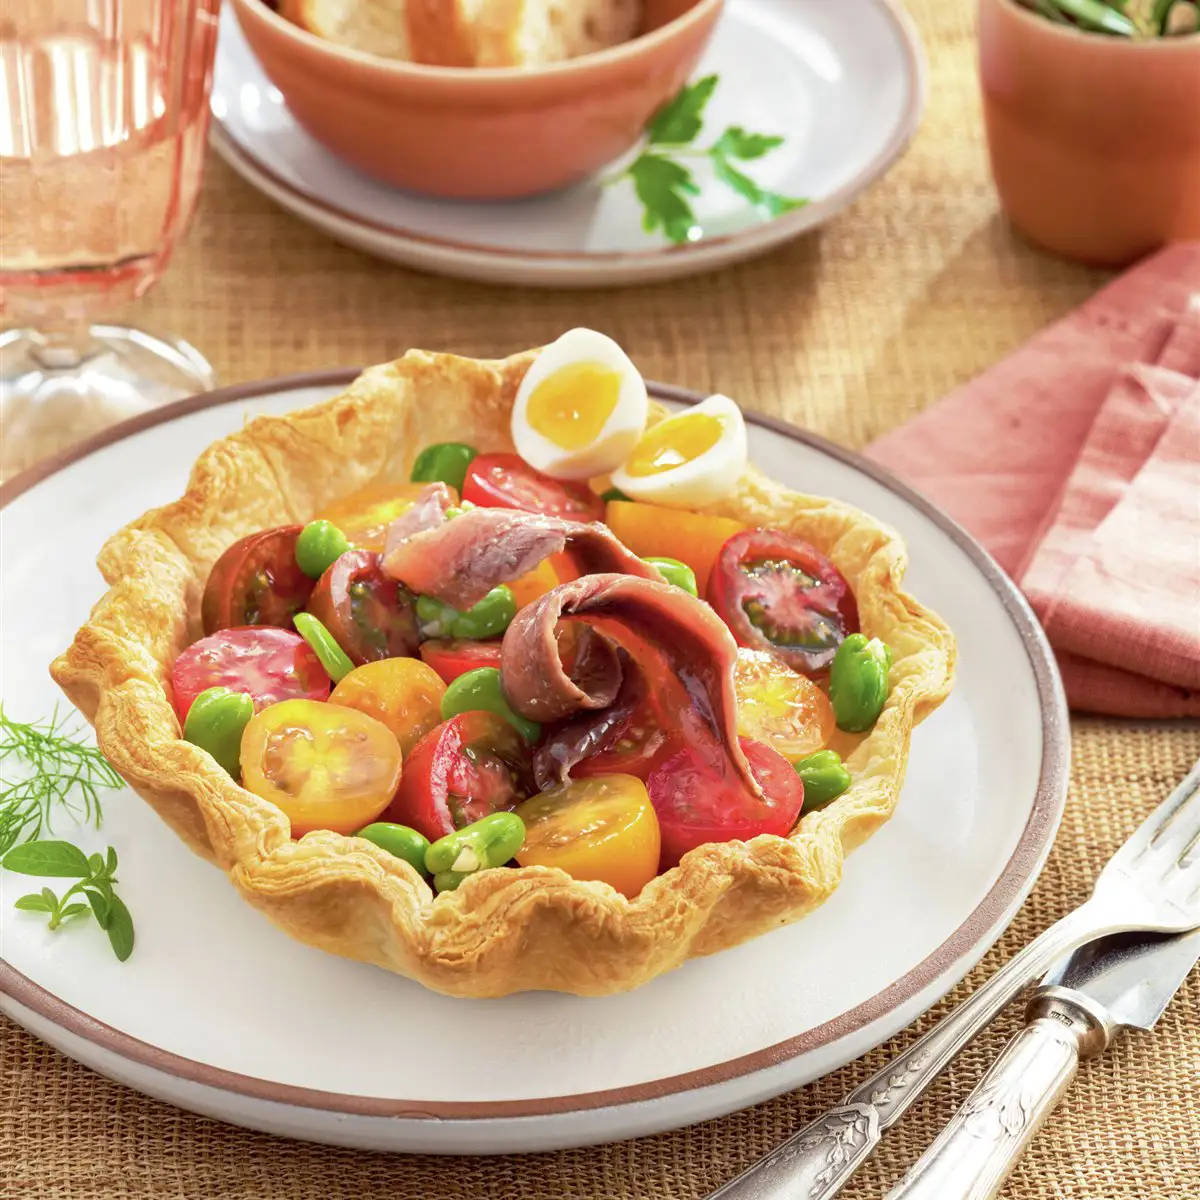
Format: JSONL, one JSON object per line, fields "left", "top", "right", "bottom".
{"left": 885, "top": 987, "right": 1115, "bottom": 1199}
{"left": 708, "top": 906, "right": 1105, "bottom": 1200}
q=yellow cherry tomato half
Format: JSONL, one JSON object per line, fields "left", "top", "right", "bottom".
{"left": 515, "top": 774, "right": 660, "bottom": 898}
{"left": 314, "top": 482, "right": 457, "bottom": 553}
{"left": 733, "top": 647, "right": 835, "bottom": 759}
{"left": 329, "top": 657, "right": 446, "bottom": 757}
{"left": 240, "top": 698, "right": 402, "bottom": 836}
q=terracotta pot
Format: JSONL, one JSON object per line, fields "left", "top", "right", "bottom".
{"left": 979, "top": 0, "right": 1200, "bottom": 266}
{"left": 231, "top": 0, "right": 724, "bottom": 201}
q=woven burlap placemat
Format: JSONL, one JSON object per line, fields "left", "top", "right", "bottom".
{"left": 3, "top": 1, "right": 1198, "bottom": 1196}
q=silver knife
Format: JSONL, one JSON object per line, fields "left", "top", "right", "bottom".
{"left": 886, "top": 927, "right": 1200, "bottom": 1199}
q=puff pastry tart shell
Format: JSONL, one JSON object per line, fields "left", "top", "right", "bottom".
{"left": 51, "top": 349, "right": 956, "bottom": 998}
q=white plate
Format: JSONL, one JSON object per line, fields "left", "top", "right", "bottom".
{"left": 0, "top": 373, "right": 1067, "bottom": 1154}
{"left": 209, "top": 0, "right": 925, "bottom": 286}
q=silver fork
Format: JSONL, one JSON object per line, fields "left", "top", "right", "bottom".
{"left": 710, "top": 759, "right": 1200, "bottom": 1200}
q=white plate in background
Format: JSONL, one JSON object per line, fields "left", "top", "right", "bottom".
{"left": 209, "top": 0, "right": 926, "bottom": 286}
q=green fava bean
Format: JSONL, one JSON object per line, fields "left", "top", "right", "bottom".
{"left": 183, "top": 686, "right": 254, "bottom": 777}
{"left": 416, "top": 585, "right": 517, "bottom": 641}
{"left": 426, "top": 812, "right": 527, "bottom": 892}
{"left": 440, "top": 666, "right": 541, "bottom": 743}
{"left": 411, "top": 442, "right": 478, "bottom": 493}
{"left": 644, "top": 556, "right": 698, "bottom": 597}
{"left": 354, "top": 823, "right": 431, "bottom": 875}
{"left": 295, "top": 520, "right": 350, "bottom": 579}
{"left": 829, "top": 634, "right": 892, "bottom": 733}
{"left": 793, "top": 750, "right": 852, "bottom": 812}
{"left": 293, "top": 612, "right": 355, "bottom": 683}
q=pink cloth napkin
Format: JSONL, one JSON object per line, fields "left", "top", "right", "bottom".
{"left": 867, "top": 243, "right": 1200, "bottom": 718}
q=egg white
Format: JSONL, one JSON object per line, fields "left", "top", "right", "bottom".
{"left": 511, "top": 328, "right": 649, "bottom": 481}
{"left": 611, "top": 393, "right": 748, "bottom": 509}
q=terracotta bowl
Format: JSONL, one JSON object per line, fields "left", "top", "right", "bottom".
{"left": 979, "top": 0, "right": 1200, "bottom": 266}
{"left": 231, "top": 0, "right": 724, "bottom": 200}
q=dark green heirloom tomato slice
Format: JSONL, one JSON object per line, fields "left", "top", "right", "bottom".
{"left": 201, "top": 526, "right": 315, "bottom": 635}
{"left": 706, "top": 530, "right": 859, "bottom": 675}
{"left": 306, "top": 549, "right": 420, "bottom": 666}
{"left": 385, "top": 712, "right": 534, "bottom": 842}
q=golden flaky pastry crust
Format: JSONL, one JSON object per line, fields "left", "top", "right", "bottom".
{"left": 51, "top": 350, "right": 955, "bottom": 998}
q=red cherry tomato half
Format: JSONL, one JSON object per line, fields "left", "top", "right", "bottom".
{"left": 201, "top": 526, "right": 315, "bottom": 635}
{"left": 170, "top": 627, "right": 331, "bottom": 723}
{"left": 706, "top": 530, "right": 859, "bottom": 675}
{"left": 385, "top": 711, "right": 534, "bottom": 842}
{"left": 307, "top": 549, "right": 420, "bottom": 667}
{"left": 648, "top": 737, "right": 806, "bottom": 869}
{"left": 419, "top": 638, "right": 504, "bottom": 685}
{"left": 462, "top": 452, "right": 604, "bottom": 522}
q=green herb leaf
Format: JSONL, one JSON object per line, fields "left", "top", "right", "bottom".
{"left": 711, "top": 153, "right": 807, "bottom": 219}
{"left": 89, "top": 876, "right": 114, "bottom": 902}
{"left": 711, "top": 126, "right": 784, "bottom": 161}
{"left": 1047, "top": 0, "right": 1138, "bottom": 33}
{"left": 104, "top": 893, "right": 135, "bottom": 962}
{"left": 711, "top": 154, "right": 764, "bottom": 205}
{"left": 645, "top": 75, "right": 718, "bottom": 146}
{"left": 85, "top": 887, "right": 112, "bottom": 929}
{"left": 0, "top": 704, "right": 121, "bottom": 855}
{"left": 2, "top": 840, "right": 92, "bottom": 877}
{"left": 760, "top": 191, "right": 808, "bottom": 218}
{"left": 1033, "top": 0, "right": 1072, "bottom": 22}
{"left": 629, "top": 155, "right": 701, "bottom": 244}
{"left": 4, "top": 833, "right": 134, "bottom": 961}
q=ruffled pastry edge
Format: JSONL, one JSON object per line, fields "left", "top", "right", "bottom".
{"left": 51, "top": 349, "right": 956, "bottom": 997}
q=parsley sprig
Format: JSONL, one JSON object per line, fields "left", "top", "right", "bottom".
{"left": 4, "top": 840, "right": 135, "bottom": 961}
{"left": 609, "top": 75, "right": 807, "bottom": 244}
{"left": 1025, "top": 0, "right": 1197, "bottom": 36}
{"left": 0, "top": 704, "right": 121, "bottom": 855}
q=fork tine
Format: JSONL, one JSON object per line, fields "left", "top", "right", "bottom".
{"left": 1147, "top": 759, "right": 1200, "bottom": 861}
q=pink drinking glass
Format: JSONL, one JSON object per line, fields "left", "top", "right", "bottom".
{"left": 0, "top": 0, "right": 221, "bottom": 480}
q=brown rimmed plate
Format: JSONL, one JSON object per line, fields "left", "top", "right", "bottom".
{"left": 0, "top": 372, "right": 1067, "bottom": 1153}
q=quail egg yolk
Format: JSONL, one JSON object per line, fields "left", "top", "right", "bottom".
{"left": 622, "top": 412, "right": 725, "bottom": 477}
{"left": 525, "top": 362, "right": 623, "bottom": 450}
